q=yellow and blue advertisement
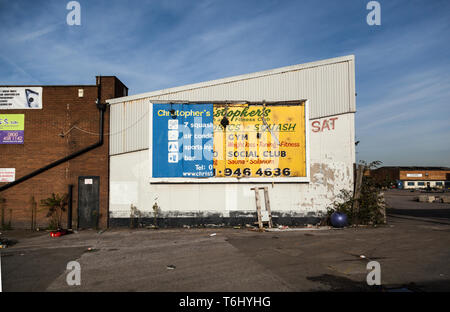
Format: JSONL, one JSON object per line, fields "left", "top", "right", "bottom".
{"left": 152, "top": 103, "right": 306, "bottom": 178}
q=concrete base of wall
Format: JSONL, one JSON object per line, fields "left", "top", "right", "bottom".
{"left": 109, "top": 216, "right": 322, "bottom": 228}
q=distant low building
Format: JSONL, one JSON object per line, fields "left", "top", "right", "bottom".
{"left": 370, "top": 166, "right": 450, "bottom": 190}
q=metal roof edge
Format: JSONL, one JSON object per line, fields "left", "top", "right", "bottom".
{"left": 0, "top": 85, "right": 97, "bottom": 87}
{"left": 107, "top": 55, "right": 355, "bottom": 105}
{"left": 374, "top": 166, "right": 450, "bottom": 171}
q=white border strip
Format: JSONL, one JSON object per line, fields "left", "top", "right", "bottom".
{"left": 148, "top": 100, "right": 310, "bottom": 184}
{"left": 0, "top": 251, "right": 2, "bottom": 292}
{"left": 149, "top": 103, "right": 153, "bottom": 179}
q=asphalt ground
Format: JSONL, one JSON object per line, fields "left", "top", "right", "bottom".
{"left": 1, "top": 189, "right": 449, "bottom": 292}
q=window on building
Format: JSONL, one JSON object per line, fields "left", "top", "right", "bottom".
{"left": 436, "top": 182, "right": 443, "bottom": 186}
{"left": 418, "top": 182, "right": 425, "bottom": 186}
{"left": 407, "top": 182, "right": 415, "bottom": 186}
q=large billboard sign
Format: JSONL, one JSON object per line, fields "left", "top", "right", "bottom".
{"left": 151, "top": 101, "right": 308, "bottom": 182}
{"left": 0, "top": 114, "right": 24, "bottom": 144}
{"left": 0, "top": 87, "right": 42, "bottom": 109}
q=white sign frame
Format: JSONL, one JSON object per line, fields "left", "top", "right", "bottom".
{"left": 148, "top": 100, "right": 310, "bottom": 184}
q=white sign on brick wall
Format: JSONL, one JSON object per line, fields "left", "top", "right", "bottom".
{"left": 0, "top": 168, "right": 15, "bottom": 182}
{"left": 0, "top": 87, "right": 42, "bottom": 109}
{"left": 406, "top": 173, "right": 422, "bottom": 178}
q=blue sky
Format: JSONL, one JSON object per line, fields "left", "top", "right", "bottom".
{"left": 1, "top": 0, "right": 449, "bottom": 166}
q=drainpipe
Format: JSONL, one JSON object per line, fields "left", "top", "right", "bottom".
{"left": 0, "top": 76, "right": 106, "bottom": 193}
{"left": 67, "top": 184, "right": 73, "bottom": 229}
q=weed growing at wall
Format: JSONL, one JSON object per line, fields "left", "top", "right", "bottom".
{"left": 327, "top": 161, "right": 386, "bottom": 225}
{"left": 40, "top": 193, "right": 68, "bottom": 230}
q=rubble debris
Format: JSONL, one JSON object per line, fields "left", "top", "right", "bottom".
{"left": 416, "top": 195, "right": 450, "bottom": 203}
{"left": 249, "top": 227, "right": 266, "bottom": 232}
{"left": 0, "top": 237, "right": 17, "bottom": 248}
{"left": 205, "top": 224, "right": 223, "bottom": 228}
{"left": 266, "top": 226, "right": 331, "bottom": 232}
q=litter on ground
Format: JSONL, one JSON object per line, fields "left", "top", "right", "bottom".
{"left": 267, "top": 226, "right": 331, "bottom": 232}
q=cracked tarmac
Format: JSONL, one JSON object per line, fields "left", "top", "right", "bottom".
{"left": 1, "top": 189, "right": 449, "bottom": 292}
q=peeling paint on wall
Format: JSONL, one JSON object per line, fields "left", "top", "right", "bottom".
{"left": 109, "top": 113, "right": 355, "bottom": 226}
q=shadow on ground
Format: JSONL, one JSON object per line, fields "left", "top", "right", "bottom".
{"left": 307, "top": 274, "right": 450, "bottom": 292}
{"left": 1, "top": 246, "right": 86, "bottom": 292}
{"left": 387, "top": 208, "right": 450, "bottom": 220}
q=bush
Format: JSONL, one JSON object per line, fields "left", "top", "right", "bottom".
{"left": 40, "top": 193, "right": 68, "bottom": 230}
{"left": 327, "top": 161, "right": 386, "bottom": 225}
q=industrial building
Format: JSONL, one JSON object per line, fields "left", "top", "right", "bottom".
{"left": 0, "top": 55, "right": 357, "bottom": 229}
{"left": 370, "top": 166, "right": 450, "bottom": 190}
{"left": 107, "top": 55, "right": 357, "bottom": 226}
{"left": 0, "top": 77, "right": 128, "bottom": 229}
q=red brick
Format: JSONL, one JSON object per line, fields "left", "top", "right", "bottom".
{"left": 0, "top": 76, "right": 127, "bottom": 229}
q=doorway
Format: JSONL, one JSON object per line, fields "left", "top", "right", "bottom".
{"left": 78, "top": 176, "right": 100, "bottom": 229}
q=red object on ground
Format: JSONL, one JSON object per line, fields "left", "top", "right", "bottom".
{"left": 50, "top": 229, "right": 67, "bottom": 238}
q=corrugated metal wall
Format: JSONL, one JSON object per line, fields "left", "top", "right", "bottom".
{"left": 110, "top": 98, "right": 148, "bottom": 155}
{"left": 110, "top": 56, "right": 355, "bottom": 155}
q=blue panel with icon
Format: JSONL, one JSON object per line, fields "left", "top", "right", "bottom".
{"left": 152, "top": 103, "right": 214, "bottom": 178}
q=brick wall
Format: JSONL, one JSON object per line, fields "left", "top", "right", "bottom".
{"left": 370, "top": 167, "right": 450, "bottom": 184}
{"left": 0, "top": 76, "right": 127, "bottom": 229}
{"left": 369, "top": 167, "right": 400, "bottom": 183}
{"left": 399, "top": 170, "right": 450, "bottom": 181}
